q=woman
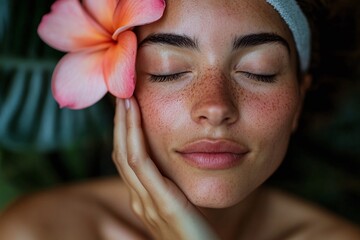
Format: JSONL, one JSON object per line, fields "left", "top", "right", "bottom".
{"left": 0, "top": 0, "right": 359, "bottom": 239}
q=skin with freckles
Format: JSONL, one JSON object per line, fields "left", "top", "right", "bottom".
{"left": 1, "top": 0, "right": 360, "bottom": 239}
{"left": 135, "top": 0, "right": 305, "bottom": 208}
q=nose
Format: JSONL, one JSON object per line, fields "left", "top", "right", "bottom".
{"left": 190, "top": 72, "right": 239, "bottom": 126}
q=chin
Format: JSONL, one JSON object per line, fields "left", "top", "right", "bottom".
{"left": 181, "top": 177, "right": 255, "bottom": 209}
{"left": 190, "top": 196, "right": 240, "bottom": 209}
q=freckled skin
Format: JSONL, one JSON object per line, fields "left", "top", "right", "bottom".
{"left": 135, "top": 0, "right": 308, "bottom": 208}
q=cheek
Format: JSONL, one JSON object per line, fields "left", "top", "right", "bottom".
{"left": 135, "top": 86, "right": 185, "bottom": 153}
{"left": 242, "top": 85, "right": 300, "bottom": 156}
{"left": 240, "top": 86, "right": 300, "bottom": 188}
{"left": 246, "top": 90, "right": 298, "bottom": 130}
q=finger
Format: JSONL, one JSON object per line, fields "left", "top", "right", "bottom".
{"left": 114, "top": 98, "right": 170, "bottom": 235}
{"left": 126, "top": 97, "right": 177, "bottom": 204}
{"left": 130, "top": 190, "right": 160, "bottom": 230}
{"left": 128, "top": 188, "right": 144, "bottom": 218}
{"left": 113, "top": 98, "right": 127, "bottom": 161}
{"left": 113, "top": 98, "right": 131, "bottom": 182}
{"left": 113, "top": 98, "right": 165, "bottom": 218}
{"left": 113, "top": 98, "right": 146, "bottom": 192}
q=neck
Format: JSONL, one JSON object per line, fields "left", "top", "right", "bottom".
{"left": 198, "top": 188, "right": 263, "bottom": 240}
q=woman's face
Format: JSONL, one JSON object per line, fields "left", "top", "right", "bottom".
{"left": 135, "top": 0, "right": 308, "bottom": 208}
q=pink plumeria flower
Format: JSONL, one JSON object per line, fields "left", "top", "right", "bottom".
{"left": 38, "top": 0, "right": 165, "bottom": 109}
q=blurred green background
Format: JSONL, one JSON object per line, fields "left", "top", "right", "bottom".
{"left": 0, "top": 0, "right": 116, "bottom": 209}
{"left": 0, "top": 0, "right": 359, "bottom": 226}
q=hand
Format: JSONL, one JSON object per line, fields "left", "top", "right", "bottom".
{"left": 112, "top": 97, "right": 219, "bottom": 240}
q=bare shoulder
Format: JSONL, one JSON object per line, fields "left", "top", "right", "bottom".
{"left": 0, "top": 177, "right": 148, "bottom": 240}
{"left": 261, "top": 187, "right": 360, "bottom": 240}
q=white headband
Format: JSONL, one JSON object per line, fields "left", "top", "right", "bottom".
{"left": 266, "top": 0, "right": 311, "bottom": 72}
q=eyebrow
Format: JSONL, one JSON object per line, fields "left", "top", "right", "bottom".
{"left": 232, "top": 32, "right": 290, "bottom": 53}
{"left": 138, "top": 33, "right": 199, "bottom": 49}
{"left": 138, "top": 32, "right": 290, "bottom": 53}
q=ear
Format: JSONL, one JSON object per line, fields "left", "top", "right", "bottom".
{"left": 291, "top": 74, "right": 312, "bottom": 132}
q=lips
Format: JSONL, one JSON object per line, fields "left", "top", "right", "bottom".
{"left": 176, "top": 140, "right": 249, "bottom": 170}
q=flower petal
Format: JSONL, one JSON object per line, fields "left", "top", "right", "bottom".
{"left": 103, "top": 31, "right": 137, "bottom": 98}
{"left": 83, "top": 0, "right": 118, "bottom": 33}
{"left": 52, "top": 51, "right": 108, "bottom": 109}
{"left": 112, "top": 0, "right": 165, "bottom": 39}
{"left": 38, "top": 0, "right": 111, "bottom": 52}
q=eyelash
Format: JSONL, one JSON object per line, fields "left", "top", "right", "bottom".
{"left": 239, "top": 71, "right": 276, "bottom": 83}
{"left": 149, "top": 71, "right": 276, "bottom": 83}
{"left": 149, "top": 72, "right": 187, "bottom": 82}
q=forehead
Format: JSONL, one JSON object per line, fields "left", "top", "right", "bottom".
{"left": 137, "top": 0, "right": 293, "bottom": 46}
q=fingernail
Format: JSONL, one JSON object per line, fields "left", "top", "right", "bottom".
{"left": 125, "top": 98, "right": 131, "bottom": 110}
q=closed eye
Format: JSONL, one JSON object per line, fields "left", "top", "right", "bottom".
{"left": 149, "top": 72, "right": 189, "bottom": 82}
{"left": 239, "top": 71, "right": 277, "bottom": 83}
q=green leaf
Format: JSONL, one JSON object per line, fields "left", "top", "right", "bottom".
{"left": 0, "top": 0, "right": 9, "bottom": 41}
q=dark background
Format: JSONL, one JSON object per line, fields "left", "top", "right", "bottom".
{"left": 1, "top": 0, "right": 359, "bottom": 225}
